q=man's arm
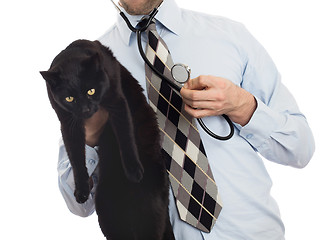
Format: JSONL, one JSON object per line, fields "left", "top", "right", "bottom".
{"left": 180, "top": 26, "right": 315, "bottom": 168}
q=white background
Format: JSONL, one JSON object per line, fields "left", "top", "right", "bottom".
{"left": 0, "top": 0, "right": 335, "bottom": 239}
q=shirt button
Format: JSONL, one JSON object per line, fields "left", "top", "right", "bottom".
{"left": 89, "top": 159, "right": 96, "bottom": 165}
{"left": 92, "top": 174, "right": 98, "bottom": 184}
{"left": 246, "top": 134, "right": 253, "bottom": 139}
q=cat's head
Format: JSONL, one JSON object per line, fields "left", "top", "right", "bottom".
{"left": 40, "top": 47, "right": 109, "bottom": 119}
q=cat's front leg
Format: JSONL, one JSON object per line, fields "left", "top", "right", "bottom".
{"left": 108, "top": 98, "right": 143, "bottom": 183}
{"left": 61, "top": 119, "right": 90, "bottom": 204}
{"left": 73, "top": 173, "right": 90, "bottom": 204}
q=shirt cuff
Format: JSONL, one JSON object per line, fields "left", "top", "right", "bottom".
{"left": 59, "top": 138, "right": 99, "bottom": 176}
{"left": 85, "top": 145, "right": 99, "bottom": 176}
{"left": 238, "top": 97, "right": 286, "bottom": 149}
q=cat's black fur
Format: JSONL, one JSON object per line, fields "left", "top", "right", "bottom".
{"left": 40, "top": 40, "right": 175, "bottom": 240}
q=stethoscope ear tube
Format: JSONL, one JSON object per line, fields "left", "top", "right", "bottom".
{"left": 112, "top": 1, "right": 235, "bottom": 140}
{"left": 137, "top": 30, "right": 181, "bottom": 92}
{"left": 137, "top": 29, "right": 235, "bottom": 141}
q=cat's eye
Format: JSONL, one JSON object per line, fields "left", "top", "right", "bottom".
{"left": 87, "top": 89, "right": 96, "bottom": 96}
{"left": 65, "top": 96, "right": 74, "bottom": 103}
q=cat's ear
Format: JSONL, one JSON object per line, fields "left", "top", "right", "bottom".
{"left": 40, "top": 70, "right": 59, "bottom": 88}
{"left": 82, "top": 53, "right": 101, "bottom": 71}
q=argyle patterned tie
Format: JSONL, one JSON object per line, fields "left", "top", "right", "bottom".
{"left": 144, "top": 21, "right": 222, "bottom": 233}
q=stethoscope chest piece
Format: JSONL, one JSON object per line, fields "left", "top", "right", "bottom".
{"left": 171, "top": 63, "right": 191, "bottom": 84}
{"left": 110, "top": 0, "right": 235, "bottom": 141}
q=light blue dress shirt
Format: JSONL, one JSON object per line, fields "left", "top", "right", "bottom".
{"left": 57, "top": 0, "right": 315, "bottom": 239}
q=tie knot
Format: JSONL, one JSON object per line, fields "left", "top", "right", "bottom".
{"left": 135, "top": 16, "right": 157, "bottom": 33}
{"left": 144, "top": 19, "right": 157, "bottom": 33}
{"left": 138, "top": 16, "right": 156, "bottom": 32}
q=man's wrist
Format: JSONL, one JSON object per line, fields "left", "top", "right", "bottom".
{"left": 85, "top": 133, "right": 100, "bottom": 148}
{"left": 84, "top": 108, "right": 109, "bottom": 147}
{"left": 229, "top": 88, "right": 257, "bottom": 126}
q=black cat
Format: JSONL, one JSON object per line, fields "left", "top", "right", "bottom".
{"left": 40, "top": 39, "right": 175, "bottom": 240}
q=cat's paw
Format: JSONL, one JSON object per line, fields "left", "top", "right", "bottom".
{"left": 74, "top": 186, "right": 90, "bottom": 204}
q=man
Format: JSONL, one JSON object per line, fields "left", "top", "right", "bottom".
{"left": 58, "top": 0, "right": 315, "bottom": 239}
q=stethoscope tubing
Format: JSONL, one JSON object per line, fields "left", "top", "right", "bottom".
{"left": 117, "top": 7, "right": 235, "bottom": 141}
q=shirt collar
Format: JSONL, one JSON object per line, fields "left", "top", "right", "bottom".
{"left": 116, "top": 0, "right": 183, "bottom": 46}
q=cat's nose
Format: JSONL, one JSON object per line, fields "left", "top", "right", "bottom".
{"left": 82, "top": 106, "right": 91, "bottom": 113}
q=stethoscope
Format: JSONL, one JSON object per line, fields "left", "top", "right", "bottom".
{"left": 110, "top": 1, "right": 234, "bottom": 141}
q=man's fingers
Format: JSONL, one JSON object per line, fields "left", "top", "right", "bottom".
{"left": 180, "top": 86, "right": 216, "bottom": 102}
{"left": 183, "top": 98, "right": 213, "bottom": 110}
{"left": 182, "top": 75, "right": 224, "bottom": 101}
{"left": 184, "top": 75, "right": 216, "bottom": 90}
{"left": 184, "top": 104, "right": 215, "bottom": 118}
{"left": 180, "top": 75, "right": 235, "bottom": 118}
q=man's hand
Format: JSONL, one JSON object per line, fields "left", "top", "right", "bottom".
{"left": 84, "top": 108, "right": 109, "bottom": 147}
{"left": 180, "top": 75, "right": 257, "bottom": 126}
